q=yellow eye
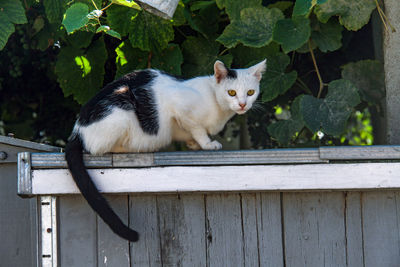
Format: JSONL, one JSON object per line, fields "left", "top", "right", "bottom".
{"left": 227, "top": 90, "right": 236, "bottom": 96}
{"left": 247, "top": 89, "right": 255, "bottom": 96}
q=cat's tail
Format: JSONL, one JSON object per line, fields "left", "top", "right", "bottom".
{"left": 65, "top": 135, "right": 139, "bottom": 242}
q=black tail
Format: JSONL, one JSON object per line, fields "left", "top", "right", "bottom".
{"left": 65, "top": 135, "right": 139, "bottom": 242}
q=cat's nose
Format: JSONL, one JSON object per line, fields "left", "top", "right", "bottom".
{"left": 239, "top": 103, "right": 246, "bottom": 109}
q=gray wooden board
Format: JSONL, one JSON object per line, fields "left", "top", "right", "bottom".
{"left": 345, "top": 192, "right": 364, "bottom": 267}
{"left": 362, "top": 191, "right": 400, "bottom": 267}
{"left": 0, "top": 164, "right": 37, "bottom": 267}
{"left": 59, "top": 195, "right": 97, "bottom": 267}
{"left": 157, "top": 194, "right": 206, "bottom": 266}
{"left": 282, "top": 192, "right": 347, "bottom": 267}
{"left": 97, "top": 195, "right": 130, "bottom": 267}
{"left": 241, "top": 193, "right": 260, "bottom": 267}
{"left": 319, "top": 145, "right": 400, "bottom": 160}
{"left": 206, "top": 193, "right": 244, "bottom": 267}
{"left": 257, "top": 193, "right": 284, "bottom": 267}
{"left": 129, "top": 195, "right": 162, "bottom": 266}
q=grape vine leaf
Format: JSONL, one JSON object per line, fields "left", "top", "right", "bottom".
{"left": 152, "top": 44, "right": 183, "bottom": 76}
{"left": 66, "top": 30, "right": 94, "bottom": 48}
{"left": 62, "top": 3, "right": 90, "bottom": 34}
{"left": 231, "top": 43, "right": 279, "bottom": 67}
{"left": 261, "top": 53, "right": 297, "bottom": 102}
{"left": 0, "top": 0, "right": 27, "bottom": 50}
{"left": 106, "top": 5, "right": 138, "bottom": 37}
{"left": 172, "top": 2, "right": 186, "bottom": 26}
{"left": 115, "top": 40, "right": 148, "bottom": 78}
{"left": 96, "top": 25, "right": 121, "bottom": 39}
{"left": 184, "top": 2, "right": 219, "bottom": 38}
{"left": 128, "top": 10, "right": 174, "bottom": 51}
{"left": 273, "top": 17, "right": 311, "bottom": 53}
{"left": 44, "top": 0, "right": 67, "bottom": 23}
{"left": 268, "top": 95, "right": 304, "bottom": 144}
{"left": 341, "top": 60, "right": 384, "bottom": 104}
{"left": 311, "top": 19, "right": 343, "bottom": 52}
{"left": 300, "top": 79, "right": 360, "bottom": 135}
{"left": 217, "top": 7, "right": 284, "bottom": 48}
{"left": 314, "top": 0, "right": 376, "bottom": 31}
{"left": 55, "top": 37, "right": 107, "bottom": 104}
{"left": 216, "top": 0, "right": 261, "bottom": 21}
{"left": 267, "top": 1, "right": 293, "bottom": 12}
{"left": 182, "top": 36, "right": 232, "bottom": 77}
{"left": 293, "top": 0, "right": 327, "bottom": 17}
{"left": 111, "top": 0, "right": 141, "bottom": 9}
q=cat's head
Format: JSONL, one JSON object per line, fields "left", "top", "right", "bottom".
{"left": 213, "top": 60, "right": 266, "bottom": 115}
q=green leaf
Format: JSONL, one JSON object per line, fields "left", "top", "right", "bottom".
{"left": 128, "top": 11, "right": 174, "bottom": 51}
{"left": 106, "top": 5, "right": 138, "bottom": 37}
{"left": 0, "top": 0, "right": 27, "bottom": 50}
{"left": 62, "top": 3, "right": 90, "bottom": 34}
{"left": 261, "top": 53, "right": 297, "bottom": 102}
{"left": 0, "top": 0, "right": 27, "bottom": 24}
{"left": 300, "top": 79, "right": 361, "bottom": 135}
{"left": 66, "top": 30, "right": 94, "bottom": 48}
{"left": 217, "top": 7, "right": 284, "bottom": 48}
{"left": 267, "top": 1, "right": 293, "bottom": 12}
{"left": 314, "top": 0, "right": 376, "bottom": 31}
{"left": 111, "top": 0, "right": 141, "bottom": 9}
{"left": 184, "top": 2, "right": 219, "bottom": 38}
{"left": 217, "top": 0, "right": 261, "bottom": 21}
{"left": 96, "top": 25, "right": 121, "bottom": 39}
{"left": 341, "top": 60, "right": 384, "bottom": 104}
{"left": 115, "top": 40, "right": 148, "bottom": 78}
{"left": 311, "top": 19, "right": 342, "bottom": 52}
{"left": 292, "top": 0, "right": 326, "bottom": 16}
{"left": 44, "top": 0, "right": 67, "bottom": 23}
{"left": 273, "top": 17, "right": 311, "bottom": 53}
{"left": 268, "top": 96, "right": 304, "bottom": 144}
{"left": 182, "top": 36, "right": 232, "bottom": 77}
{"left": 152, "top": 44, "right": 183, "bottom": 76}
{"left": 172, "top": 2, "right": 186, "bottom": 26}
{"left": 55, "top": 37, "right": 107, "bottom": 104}
{"left": 0, "top": 15, "right": 14, "bottom": 50}
{"left": 190, "top": 1, "right": 215, "bottom": 11}
{"left": 231, "top": 43, "right": 279, "bottom": 67}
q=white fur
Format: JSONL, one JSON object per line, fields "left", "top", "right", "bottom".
{"left": 73, "top": 60, "right": 266, "bottom": 155}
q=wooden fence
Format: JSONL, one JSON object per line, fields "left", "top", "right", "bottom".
{"left": 18, "top": 146, "right": 400, "bottom": 267}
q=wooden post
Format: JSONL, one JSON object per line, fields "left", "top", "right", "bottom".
{"left": 383, "top": 0, "right": 400, "bottom": 144}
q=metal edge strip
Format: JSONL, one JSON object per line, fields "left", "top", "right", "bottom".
{"left": 18, "top": 152, "right": 33, "bottom": 197}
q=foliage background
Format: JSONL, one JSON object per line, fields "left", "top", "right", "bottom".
{"left": 0, "top": 0, "right": 385, "bottom": 149}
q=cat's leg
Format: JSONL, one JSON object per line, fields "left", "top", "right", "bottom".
{"left": 190, "top": 128, "right": 222, "bottom": 150}
{"left": 186, "top": 139, "right": 201, "bottom": 150}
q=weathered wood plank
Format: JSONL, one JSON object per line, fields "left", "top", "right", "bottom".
{"left": 129, "top": 195, "right": 162, "bottom": 266}
{"left": 240, "top": 193, "right": 259, "bottom": 267}
{"left": 97, "top": 196, "right": 130, "bottom": 267}
{"left": 257, "top": 193, "right": 284, "bottom": 267}
{"left": 282, "top": 192, "right": 346, "bottom": 267}
{"left": 59, "top": 195, "right": 97, "bottom": 267}
{"left": 345, "top": 192, "right": 364, "bottom": 267}
{"left": 206, "top": 194, "right": 244, "bottom": 267}
{"left": 29, "top": 163, "right": 400, "bottom": 195}
{"left": 157, "top": 194, "right": 206, "bottom": 266}
{"left": 362, "top": 191, "right": 400, "bottom": 267}
{"left": 319, "top": 145, "right": 400, "bottom": 160}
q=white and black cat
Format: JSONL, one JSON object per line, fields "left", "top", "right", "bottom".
{"left": 65, "top": 60, "right": 266, "bottom": 242}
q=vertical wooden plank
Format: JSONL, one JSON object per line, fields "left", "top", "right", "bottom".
{"left": 345, "top": 192, "right": 364, "bottom": 267}
{"left": 59, "top": 195, "right": 97, "bottom": 267}
{"left": 257, "top": 193, "right": 284, "bottom": 267}
{"left": 240, "top": 193, "right": 259, "bottom": 267}
{"left": 283, "top": 192, "right": 346, "bottom": 267}
{"left": 206, "top": 193, "right": 244, "bottom": 267}
{"left": 362, "top": 191, "right": 400, "bottom": 267}
{"left": 157, "top": 194, "right": 206, "bottom": 266}
{"left": 97, "top": 195, "right": 130, "bottom": 267}
{"left": 129, "top": 195, "right": 162, "bottom": 266}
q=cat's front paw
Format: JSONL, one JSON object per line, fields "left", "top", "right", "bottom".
{"left": 202, "top": 140, "right": 222, "bottom": 150}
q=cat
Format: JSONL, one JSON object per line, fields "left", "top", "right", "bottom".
{"left": 65, "top": 59, "right": 266, "bottom": 242}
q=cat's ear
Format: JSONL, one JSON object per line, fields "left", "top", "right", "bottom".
{"left": 248, "top": 59, "right": 267, "bottom": 81}
{"left": 214, "top": 60, "right": 228, "bottom": 83}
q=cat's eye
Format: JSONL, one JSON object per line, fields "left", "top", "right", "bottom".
{"left": 247, "top": 89, "right": 255, "bottom": 96}
{"left": 228, "top": 90, "right": 237, "bottom": 96}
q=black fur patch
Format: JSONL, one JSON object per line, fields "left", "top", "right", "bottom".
{"left": 227, "top": 69, "right": 237, "bottom": 79}
{"left": 78, "top": 70, "right": 159, "bottom": 135}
